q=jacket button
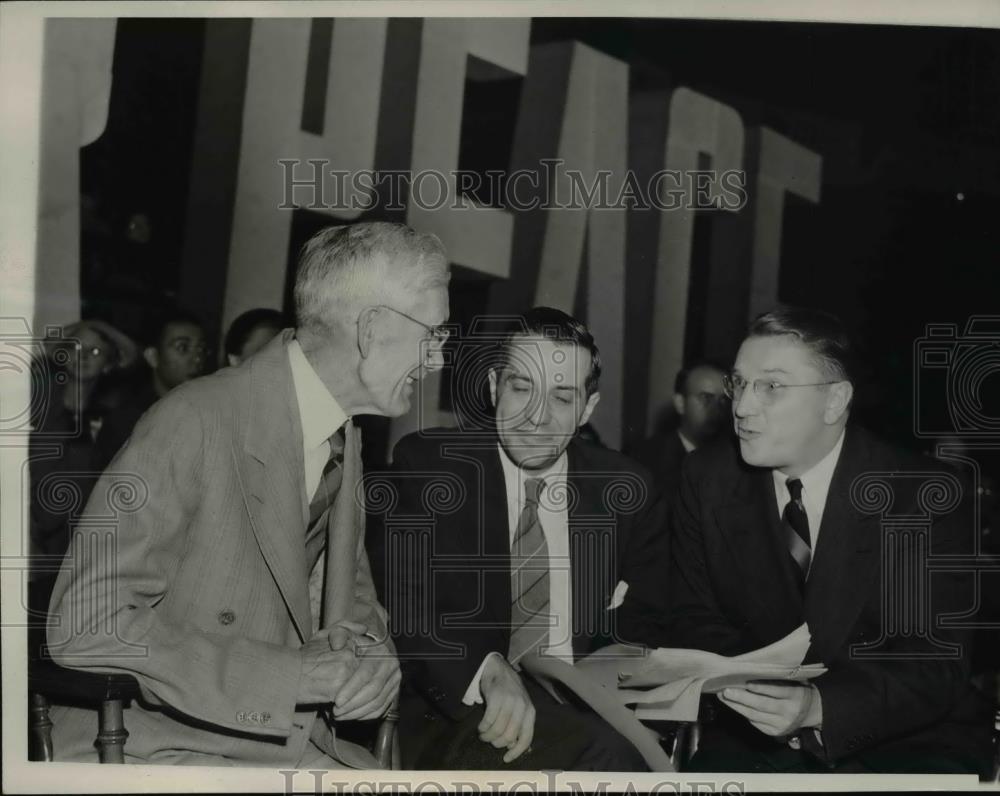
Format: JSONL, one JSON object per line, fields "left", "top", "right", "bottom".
{"left": 261, "top": 712, "right": 271, "bottom": 724}
{"left": 218, "top": 609, "right": 236, "bottom": 625}
{"left": 236, "top": 711, "right": 246, "bottom": 723}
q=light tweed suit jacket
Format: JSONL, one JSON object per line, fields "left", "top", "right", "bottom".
{"left": 46, "top": 330, "right": 388, "bottom": 766}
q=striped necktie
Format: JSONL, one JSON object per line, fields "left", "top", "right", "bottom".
{"left": 308, "top": 427, "right": 346, "bottom": 532}
{"left": 507, "top": 477, "right": 551, "bottom": 666}
{"left": 783, "top": 477, "right": 811, "bottom": 585}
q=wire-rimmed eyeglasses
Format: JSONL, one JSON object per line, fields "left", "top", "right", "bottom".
{"left": 723, "top": 373, "right": 840, "bottom": 404}
{"left": 369, "top": 304, "right": 451, "bottom": 346}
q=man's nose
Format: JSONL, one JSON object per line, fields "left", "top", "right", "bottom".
{"left": 423, "top": 345, "right": 446, "bottom": 372}
{"left": 525, "top": 396, "right": 550, "bottom": 427}
{"left": 733, "top": 387, "right": 758, "bottom": 418}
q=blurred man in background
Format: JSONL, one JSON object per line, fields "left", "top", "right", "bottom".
{"left": 95, "top": 309, "right": 208, "bottom": 467}
{"left": 223, "top": 307, "right": 286, "bottom": 367}
{"left": 634, "top": 362, "right": 729, "bottom": 496}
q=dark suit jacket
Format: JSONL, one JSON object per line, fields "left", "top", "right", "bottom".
{"left": 633, "top": 429, "right": 689, "bottom": 498}
{"left": 367, "top": 430, "right": 671, "bottom": 722}
{"left": 667, "top": 424, "right": 993, "bottom": 773}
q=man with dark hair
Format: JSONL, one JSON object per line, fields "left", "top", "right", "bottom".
{"left": 370, "top": 306, "right": 670, "bottom": 771}
{"left": 668, "top": 305, "right": 993, "bottom": 775}
{"left": 635, "top": 361, "right": 729, "bottom": 495}
{"left": 224, "top": 307, "right": 286, "bottom": 367}
{"left": 95, "top": 309, "right": 209, "bottom": 468}
{"left": 47, "top": 221, "right": 448, "bottom": 766}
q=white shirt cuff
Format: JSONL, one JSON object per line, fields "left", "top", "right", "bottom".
{"left": 461, "top": 652, "right": 504, "bottom": 706}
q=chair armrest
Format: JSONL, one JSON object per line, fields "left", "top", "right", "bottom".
{"left": 29, "top": 659, "right": 141, "bottom": 704}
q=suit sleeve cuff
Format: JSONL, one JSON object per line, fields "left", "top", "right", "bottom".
{"left": 462, "top": 652, "right": 503, "bottom": 706}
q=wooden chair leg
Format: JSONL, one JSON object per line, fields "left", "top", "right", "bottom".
{"left": 374, "top": 696, "right": 400, "bottom": 769}
{"left": 97, "top": 698, "right": 128, "bottom": 764}
{"left": 29, "top": 692, "right": 54, "bottom": 761}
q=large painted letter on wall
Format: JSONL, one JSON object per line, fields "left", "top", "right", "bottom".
{"left": 500, "top": 41, "right": 629, "bottom": 447}
{"left": 646, "top": 88, "right": 743, "bottom": 435}
{"left": 747, "top": 126, "right": 822, "bottom": 320}
{"left": 36, "top": 19, "right": 115, "bottom": 331}
{"left": 223, "top": 18, "right": 387, "bottom": 331}
{"left": 406, "top": 19, "right": 529, "bottom": 280}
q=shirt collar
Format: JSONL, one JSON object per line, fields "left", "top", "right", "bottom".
{"left": 287, "top": 338, "right": 348, "bottom": 450}
{"left": 774, "top": 427, "right": 846, "bottom": 501}
{"left": 497, "top": 442, "right": 569, "bottom": 496}
{"left": 677, "top": 429, "right": 697, "bottom": 453}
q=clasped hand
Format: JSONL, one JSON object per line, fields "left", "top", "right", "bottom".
{"left": 718, "top": 680, "right": 823, "bottom": 737}
{"left": 478, "top": 654, "right": 536, "bottom": 764}
{"left": 298, "top": 620, "right": 401, "bottom": 721}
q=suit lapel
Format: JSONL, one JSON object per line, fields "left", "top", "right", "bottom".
{"left": 715, "top": 464, "right": 804, "bottom": 642}
{"left": 479, "top": 445, "right": 513, "bottom": 628}
{"left": 238, "top": 331, "right": 313, "bottom": 644}
{"left": 803, "top": 426, "right": 879, "bottom": 662}
{"left": 566, "top": 442, "right": 616, "bottom": 659}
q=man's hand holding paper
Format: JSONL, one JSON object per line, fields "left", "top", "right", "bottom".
{"left": 718, "top": 680, "right": 823, "bottom": 737}
{"left": 577, "top": 623, "right": 826, "bottom": 724}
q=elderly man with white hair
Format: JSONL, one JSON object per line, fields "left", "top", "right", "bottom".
{"left": 47, "top": 221, "right": 451, "bottom": 767}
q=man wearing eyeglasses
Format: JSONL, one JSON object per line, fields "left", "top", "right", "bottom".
{"left": 667, "top": 305, "right": 993, "bottom": 775}
{"left": 47, "top": 222, "right": 448, "bottom": 767}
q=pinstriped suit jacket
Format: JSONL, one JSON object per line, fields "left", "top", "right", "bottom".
{"left": 46, "top": 330, "right": 388, "bottom": 766}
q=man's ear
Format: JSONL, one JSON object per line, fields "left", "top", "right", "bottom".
{"left": 672, "top": 392, "right": 686, "bottom": 417}
{"left": 487, "top": 368, "right": 499, "bottom": 408}
{"left": 356, "top": 306, "right": 380, "bottom": 359}
{"left": 579, "top": 391, "right": 601, "bottom": 428}
{"left": 226, "top": 354, "right": 240, "bottom": 368}
{"left": 824, "top": 381, "right": 854, "bottom": 424}
{"left": 143, "top": 346, "right": 158, "bottom": 371}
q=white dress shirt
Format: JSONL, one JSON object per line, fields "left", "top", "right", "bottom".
{"left": 288, "top": 339, "right": 349, "bottom": 635}
{"left": 287, "top": 338, "right": 348, "bottom": 500}
{"left": 771, "top": 428, "right": 845, "bottom": 559}
{"left": 461, "top": 447, "right": 574, "bottom": 705}
{"left": 771, "top": 428, "right": 845, "bottom": 746}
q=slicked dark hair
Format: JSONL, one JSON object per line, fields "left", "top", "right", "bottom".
{"left": 496, "top": 306, "right": 601, "bottom": 396}
{"left": 747, "top": 305, "right": 856, "bottom": 384}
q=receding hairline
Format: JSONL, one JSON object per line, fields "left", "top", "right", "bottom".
{"left": 743, "top": 330, "right": 850, "bottom": 382}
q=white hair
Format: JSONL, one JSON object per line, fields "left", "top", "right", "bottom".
{"left": 293, "top": 222, "right": 449, "bottom": 334}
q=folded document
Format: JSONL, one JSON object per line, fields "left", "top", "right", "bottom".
{"left": 576, "top": 624, "right": 827, "bottom": 722}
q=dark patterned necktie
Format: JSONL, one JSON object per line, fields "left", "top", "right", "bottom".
{"left": 507, "top": 477, "right": 550, "bottom": 666}
{"left": 783, "top": 477, "right": 811, "bottom": 582}
{"left": 307, "top": 427, "right": 346, "bottom": 533}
